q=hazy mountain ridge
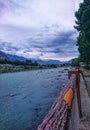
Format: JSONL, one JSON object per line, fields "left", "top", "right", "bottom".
{"left": 0, "top": 51, "right": 72, "bottom": 65}
{"left": 0, "top": 51, "right": 9, "bottom": 60}
{"left": 7, "top": 53, "right": 26, "bottom": 61}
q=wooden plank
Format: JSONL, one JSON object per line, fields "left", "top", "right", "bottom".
{"left": 37, "top": 74, "right": 76, "bottom": 130}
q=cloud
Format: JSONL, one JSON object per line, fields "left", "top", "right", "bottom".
{"left": 0, "top": 0, "right": 80, "bottom": 61}
{"left": 0, "top": 0, "right": 77, "bottom": 29}
{"left": 0, "top": 25, "right": 79, "bottom": 61}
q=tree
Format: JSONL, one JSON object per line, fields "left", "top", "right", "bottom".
{"left": 71, "top": 58, "right": 80, "bottom": 66}
{"left": 74, "top": 0, "right": 90, "bottom": 68}
{"left": 25, "top": 59, "right": 32, "bottom": 65}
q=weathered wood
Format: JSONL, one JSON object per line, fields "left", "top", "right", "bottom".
{"left": 38, "top": 74, "right": 76, "bottom": 130}
{"left": 68, "top": 69, "right": 82, "bottom": 118}
{"left": 69, "top": 88, "right": 79, "bottom": 130}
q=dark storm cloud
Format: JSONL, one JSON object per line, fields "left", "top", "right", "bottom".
{"left": 0, "top": 23, "right": 78, "bottom": 60}
{"left": 27, "top": 30, "right": 77, "bottom": 55}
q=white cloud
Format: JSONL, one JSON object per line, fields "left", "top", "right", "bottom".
{"left": 0, "top": 0, "right": 80, "bottom": 29}
{"left": 0, "top": 0, "right": 81, "bottom": 61}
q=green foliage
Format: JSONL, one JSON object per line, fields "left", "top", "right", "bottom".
{"left": 71, "top": 58, "right": 80, "bottom": 66}
{"left": 0, "top": 59, "right": 39, "bottom": 66}
{"left": 0, "top": 59, "right": 12, "bottom": 64}
{"left": 74, "top": 0, "right": 90, "bottom": 68}
{"left": 25, "top": 59, "right": 32, "bottom": 64}
{"left": 77, "top": 32, "right": 90, "bottom": 64}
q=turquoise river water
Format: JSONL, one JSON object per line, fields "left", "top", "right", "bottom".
{"left": 0, "top": 67, "right": 70, "bottom": 130}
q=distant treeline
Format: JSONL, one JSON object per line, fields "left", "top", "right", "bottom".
{"left": 0, "top": 59, "right": 38, "bottom": 66}
{"left": 0, "top": 59, "right": 59, "bottom": 73}
{"left": 0, "top": 59, "right": 58, "bottom": 68}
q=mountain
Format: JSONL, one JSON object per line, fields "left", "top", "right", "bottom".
{"left": 61, "top": 59, "right": 73, "bottom": 64}
{"left": 5, "top": 53, "right": 62, "bottom": 64}
{"left": 0, "top": 51, "right": 9, "bottom": 60}
{"left": 7, "top": 53, "right": 26, "bottom": 61}
{"left": 0, "top": 51, "right": 72, "bottom": 65}
{"left": 65, "top": 59, "right": 73, "bottom": 64}
{"left": 37, "top": 59, "right": 63, "bottom": 65}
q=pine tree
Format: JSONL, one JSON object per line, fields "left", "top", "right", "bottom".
{"left": 74, "top": 0, "right": 90, "bottom": 68}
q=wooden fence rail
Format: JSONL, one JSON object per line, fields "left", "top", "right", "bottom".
{"left": 37, "top": 71, "right": 79, "bottom": 130}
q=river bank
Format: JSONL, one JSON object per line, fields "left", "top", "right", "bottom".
{"left": 0, "top": 64, "right": 59, "bottom": 73}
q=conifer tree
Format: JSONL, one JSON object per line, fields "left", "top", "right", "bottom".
{"left": 74, "top": 0, "right": 90, "bottom": 68}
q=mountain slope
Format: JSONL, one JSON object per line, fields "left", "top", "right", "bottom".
{"left": 0, "top": 51, "right": 9, "bottom": 60}
{"left": 1, "top": 51, "right": 72, "bottom": 65}
{"left": 7, "top": 54, "right": 26, "bottom": 61}
{"left": 5, "top": 53, "right": 63, "bottom": 64}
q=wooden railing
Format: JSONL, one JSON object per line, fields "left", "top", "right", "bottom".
{"left": 37, "top": 69, "right": 82, "bottom": 130}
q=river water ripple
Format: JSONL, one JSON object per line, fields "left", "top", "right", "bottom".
{"left": 0, "top": 67, "right": 69, "bottom": 130}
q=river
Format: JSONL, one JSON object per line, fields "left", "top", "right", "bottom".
{"left": 0, "top": 67, "right": 70, "bottom": 130}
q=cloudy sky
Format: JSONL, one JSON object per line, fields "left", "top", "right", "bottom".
{"left": 0, "top": 0, "right": 83, "bottom": 61}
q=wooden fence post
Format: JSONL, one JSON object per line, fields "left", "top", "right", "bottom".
{"left": 68, "top": 69, "right": 82, "bottom": 118}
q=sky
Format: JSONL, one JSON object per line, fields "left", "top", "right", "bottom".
{"left": 0, "top": 0, "right": 83, "bottom": 61}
